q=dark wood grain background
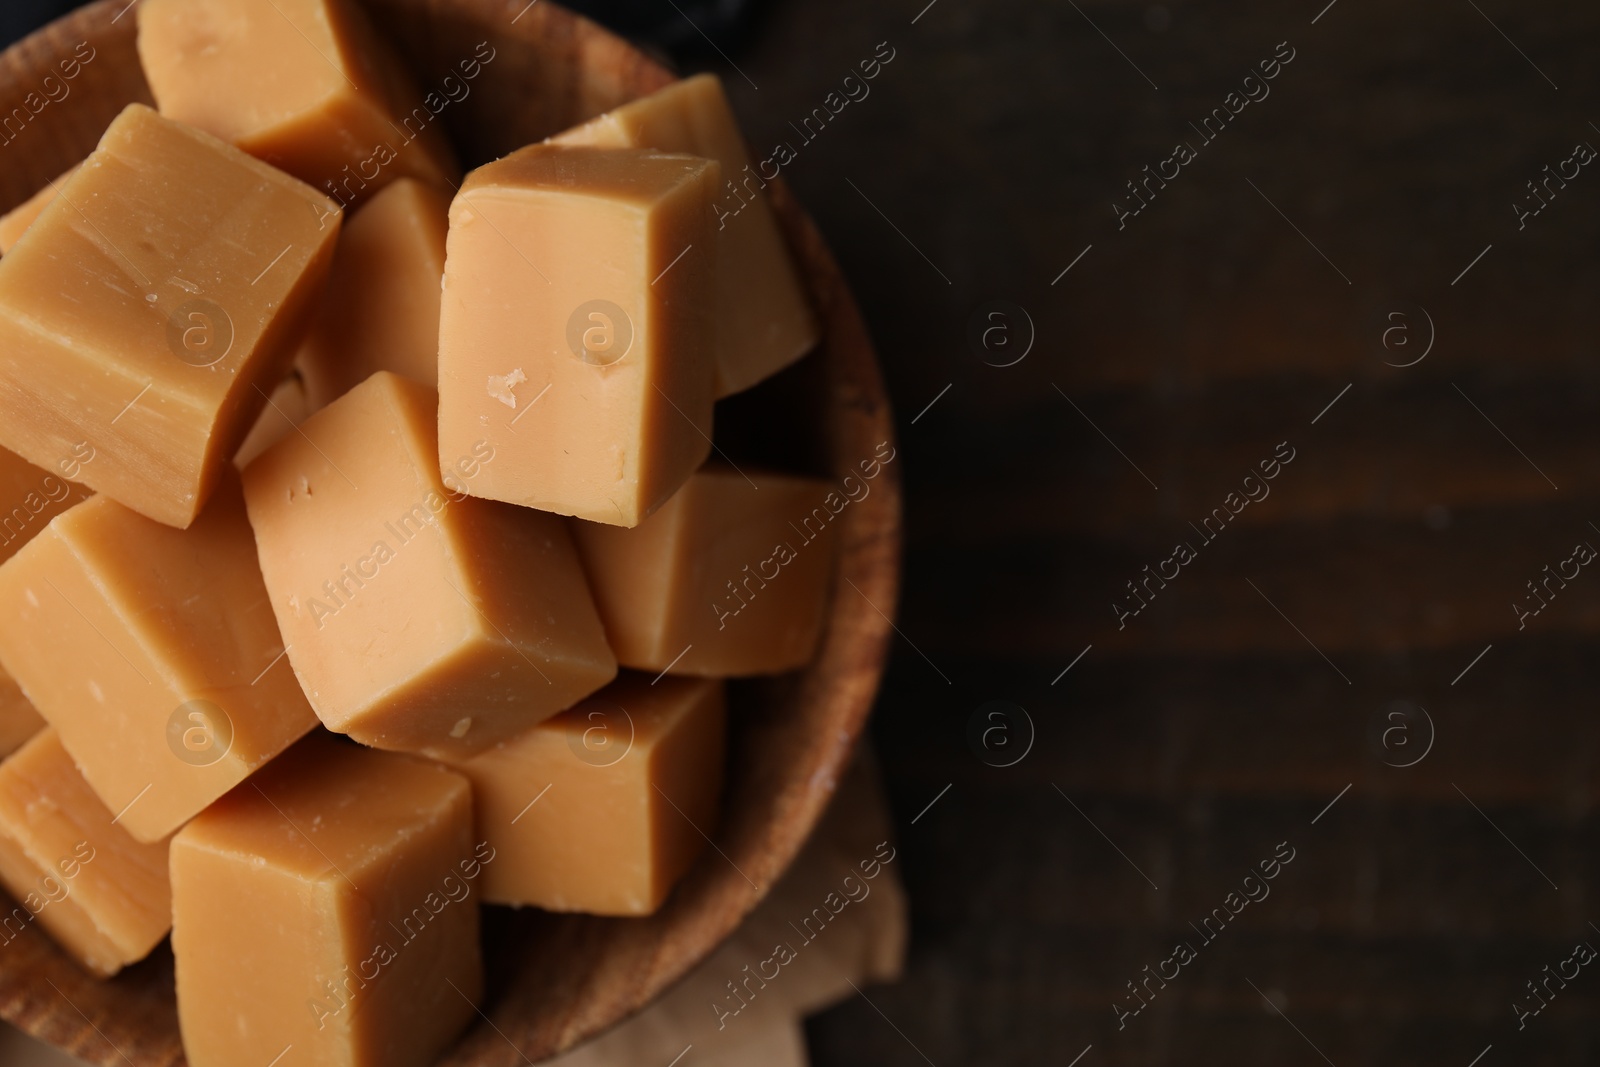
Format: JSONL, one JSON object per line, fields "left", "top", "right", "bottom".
{"left": 703, "top": 1, "right": 1600, "bottom": 1064}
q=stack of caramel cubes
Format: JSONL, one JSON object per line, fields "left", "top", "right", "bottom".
{"left": 0, "top": 1, "right": 845, "bottom": 1064}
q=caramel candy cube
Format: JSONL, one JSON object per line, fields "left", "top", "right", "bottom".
{"left": 448, "top": 673, "right": 725, "bottom": 915}
{"left": 0, "top": 104, "right": 341, "bottom": 528}
{"left": 0, "top": 444, "right": 91, "bottom": 759}
{"left": 0, "top": 478, "right": 318, "bottom": 843}
{"left": 0, "top": 729, "right": 172, "bottom": 977}
{"left": 574, "top": 465, "right": 840, "bottom": 676}
{"left": 136, "top": 0, "right": 459, "bottom": 204}
{"left": 0, "top": 674, "right": 43, "bottom": 761}
{"left": 0, "top": 163, "right": 79, "bottom": 253}
{"left": 234, "top": 371, "right": 312, "bottom": 468}
{"left": 438, "top": 145, "right": 719, "bottom": 527}
{"left": 298, "top": 178, "right": 450, "bottom": 408}
{"left": 551, "top": 75, "right": 818, "bottom": 397}
{"left": 171, "top": 735, "right": 481, "bottom": 1067}
{"left": 0, "top": 443, "right": 90, "bottom": 567}
{"left": 243, "top": 372, "right": 617, "bottom": 757}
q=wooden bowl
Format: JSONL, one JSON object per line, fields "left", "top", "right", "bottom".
{"left": 0, "top": 3, "right": 901, "bottom": 1063}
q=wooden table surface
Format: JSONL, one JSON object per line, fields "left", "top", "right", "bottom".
{"left": 690, "top": 0, "right": 1600, "bottom": 1064}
